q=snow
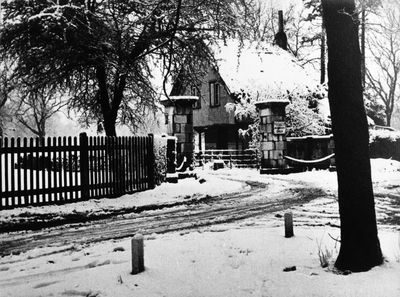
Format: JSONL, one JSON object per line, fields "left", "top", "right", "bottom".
{"left": 287, "top": 134, "right": 333, "bottom": 140}
{"left": 0, "top": 174, "right": 247, "bottom": 226}
{"left": 255, "top": 99, "right": 291, "bottom": 105}
{"left": 0, "top": 158, "right": 399, "bottom": 296}
{"left": 0, "top": 226, "right": 399, "bottom": 297}
{"left": 213, "top": 40, "right": 318, "bottom": 100}
{"left": 163, "top": 96, "right": 199, "bottom": 101}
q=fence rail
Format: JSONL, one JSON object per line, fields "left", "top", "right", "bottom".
{"left": 194, "top": 149, "right": 258, "bottom": 168}
{"left": 0, "top": 133, "right": 154, "bottom": 209}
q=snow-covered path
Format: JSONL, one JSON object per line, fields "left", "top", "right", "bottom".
{"left": 0, "top": 178, "right": 329, "bottom": 256}
{"left": 0, "top": 159, "right": 399, "bottom": 297}
{"left": 1, "top": 158, "right": 399, "bottom": 258}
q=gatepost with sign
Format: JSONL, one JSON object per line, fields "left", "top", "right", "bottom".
{"left": 255, "top": 99, "right": 290, "bottom": 173}
{"left": 160, "top": 96, "right": 198, "bottom": 171}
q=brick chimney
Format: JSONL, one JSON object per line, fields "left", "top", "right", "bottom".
{"left": 274, "top": 10, "right": 288, "bottom": 50}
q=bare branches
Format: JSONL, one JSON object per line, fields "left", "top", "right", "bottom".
{"left": 1, "top": 0, "right": 255, "bottom": 136}
{"left": 13, "top": 87, "right": 67, "bottom": 138}
{"left": 365, "top": 2, "right": 400, "bottom": 126}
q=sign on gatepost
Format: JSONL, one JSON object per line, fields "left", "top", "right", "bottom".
{"left": 273, "top": 121, "right": 286, "bottom": 135}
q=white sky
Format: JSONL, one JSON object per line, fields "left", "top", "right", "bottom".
{"left": 262, "top": 0, "right": 301, "bottom": 9}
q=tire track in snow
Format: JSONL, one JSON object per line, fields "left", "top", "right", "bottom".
{"left": 0, "top": 181, "right": 326, "bottom": 257}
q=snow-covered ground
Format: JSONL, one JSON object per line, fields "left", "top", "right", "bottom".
{"left": 0, "top": 225, "right": 399, "bottom": 297}
{"left": 206, "top": 159, "right": 400, "bottom": 230}
{"left": 0, "top": 174, "right": 247, "bottom": 228}
{"left": 0, "top": 158, "right": 399, "bottom": 297}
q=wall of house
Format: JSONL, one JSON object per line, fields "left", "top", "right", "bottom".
{"left": 191, "top": 69, "right": 236, "bottom": 127}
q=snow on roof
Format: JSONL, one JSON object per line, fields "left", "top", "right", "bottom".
{"left": 213, "top": 40, "right": 317, "bottom": 100}
{"left": 164, "top": 96, "right": 199, "bottom": 101}
{"left": 160, "top": 95, "right": 199, "bottom": 107}
{"left": 254, "top": 99, "right": 291, "bottom": 106}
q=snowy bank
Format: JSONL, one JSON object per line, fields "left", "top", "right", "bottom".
{"left": 0, "top": 225, "right": 399, "bottom": 297}
{"left": 0, "top": 175, "right": 247, "bottom": 230}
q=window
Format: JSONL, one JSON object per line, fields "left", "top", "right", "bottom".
{"left": 174, "top": 123, "right": 181, "bottom": 133}
{"left": 209, "top": 82, "right": 220, "bottom": 107}
{"left": 191, "top": 86, "right": 201, "bottom": 109}
{"left": 164, "top": 113, "right": 169, "bottom": 125}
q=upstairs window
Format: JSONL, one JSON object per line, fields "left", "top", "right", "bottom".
{"left": 209, "top": 82, "right": 220, "bottom": 107}
{"left": 191, "top": 86, "right": 201, "bottom": 109}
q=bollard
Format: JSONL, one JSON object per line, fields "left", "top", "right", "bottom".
{"left": 131, "top": 234, "right": 144, "bottom": 274}
{"left": 284, "top": 212, "right": 294, "bottom": 238}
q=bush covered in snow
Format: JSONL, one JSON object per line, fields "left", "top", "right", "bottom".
{"left": 369, "top": 129, "right": 400, "bottom": 161}
{"left": 153, "top": 135, "right": 168, "bottom": 185}
{"left": 285, "top": 94, "right": 327, "bottom": 137}
{"left": 225, "top": 85, "right": 330, "bottom": 148}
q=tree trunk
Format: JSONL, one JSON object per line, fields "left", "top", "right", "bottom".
{"left": 96, "top": 65, "right": 117, "bottom": 137}
{"left": 38, "top": 129, "right": 45, "bottom": 139}
{"left": 38, "top": 120, "right": 46, "bottom": 139}
{"left": 103, "top": 115, "right": 117, "bottom": 137}
{"left": 322, "top": 0, "right": 383, "bottom": 272}
{"left": 386, "top": 111, "right": 391, "bottom": 127}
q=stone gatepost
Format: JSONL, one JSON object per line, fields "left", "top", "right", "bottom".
{"left": 255, "top": 100, "right": 290, "bottom": 173}
{"left": 161, "top": 96, "right": 198, "bottom": 171}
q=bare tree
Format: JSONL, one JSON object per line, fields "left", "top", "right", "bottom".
{"left": 365, "top": 3, "right": 400, "bottom": 126}
{"left": 359, "top": 0, "right": 383, "bottom": 86}
{"left": 0, "top": 62, "right": 13, "bottom": 138}
{"left": 0, "top": 0, "right": 255, "bottom": 136}
{"left": 303, "top": 0, "right": 381, "bottom": 85}
{"left": 244, "top": 1, "right": 323, "bottom": 72}
{"left": 322, "top": 0, "right": 383, "bottom": 272}
{"left": 13, "top": 88, "right": 66, "bottom": 138}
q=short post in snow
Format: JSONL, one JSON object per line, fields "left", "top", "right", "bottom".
{"left": 284, "top": 212, "right": 294, "bottom": 238}
{"left": 131, "top": 234, "right": 144, "bottom": 274}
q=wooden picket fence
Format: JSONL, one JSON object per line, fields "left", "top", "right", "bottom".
{"left": 0, "top": 133, "right": 155, "bottom": 209}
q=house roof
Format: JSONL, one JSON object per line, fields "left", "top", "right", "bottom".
{"left": 212, "top": 40, "right": 317, "bottom": 101}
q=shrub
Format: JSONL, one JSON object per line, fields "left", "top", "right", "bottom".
{"left": 318, "top": 245, "right": 333, "bottom": 268}
{"left": 153, "top": 135, "right": 168, "bottom": 185}
{"left": 369, "top": 129, "right": 400, "bottom": 161}
{"left": 225, "top": 85, "right": 330, "bottom": 148}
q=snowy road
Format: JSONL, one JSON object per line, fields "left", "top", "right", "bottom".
{"left": 0, "top": 162, "right": 399, "bottom": 297}
{"left": 0, "top": 178, "right": 329, "bottom": 257}
{"left": 1, "top": 160, "right": 399, "bottom": 259}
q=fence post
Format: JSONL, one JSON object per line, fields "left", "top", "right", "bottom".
{"left": 147, "top": 134, "right": 155, "bottom": 189}
{"left": 80, "top": 133, "right": 90, "bottom": 200}
{"left": 198, "top": 151, "right": 202, "bottom": 167}
{"left": 284, "top": 212, "right": 294, "bottom": 238}
{"left": 131, "top": 234, "right": 145, "bottom": 274}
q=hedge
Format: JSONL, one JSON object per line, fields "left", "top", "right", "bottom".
{"left": 153, "top": 135, "right": 168, "bottom": 185}
{"left": 369, "top": 130, "right": 400, "bottom": 161}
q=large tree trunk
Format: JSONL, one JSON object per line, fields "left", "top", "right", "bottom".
{"left": 103, "top": 115, "right": 117, "bottom": 137}
{"left": 96, "top": 65, "right": 117, "bottom": 137}
{"left": 322, "top": 0, "right": 383, "bottom": 272}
